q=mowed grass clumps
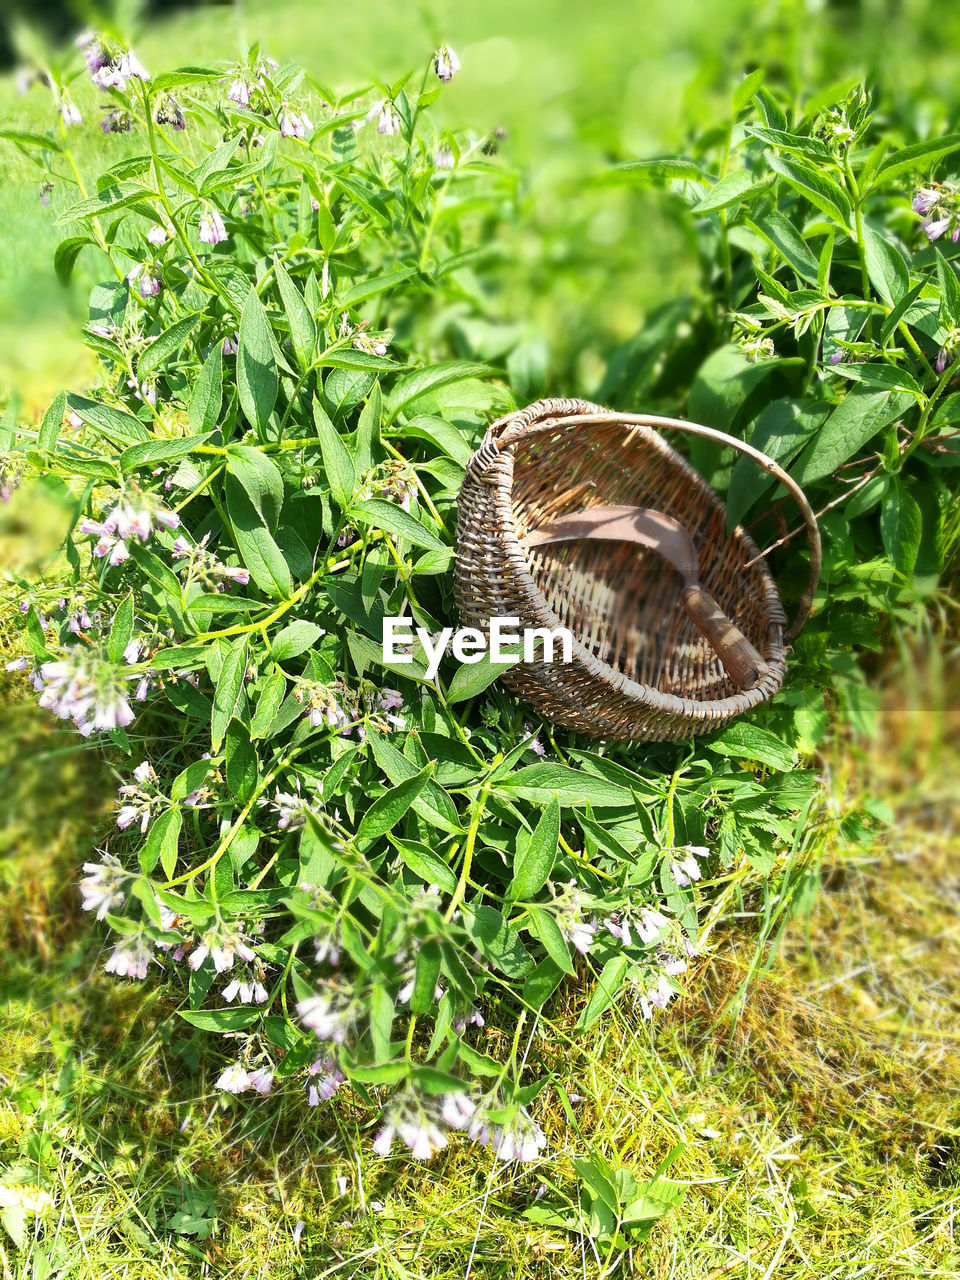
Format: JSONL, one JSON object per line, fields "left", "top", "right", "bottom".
{"left": 2, "top": 544, "right": 958, "bottom": 1280}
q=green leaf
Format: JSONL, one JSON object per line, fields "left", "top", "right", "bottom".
{"left": 67, "top": 394, "right": 150, "bottom": 443}
{"left": 250, "top": 669, "right": 287, "bottom": 739}
{"left": 138, "top": 314, "right": 201, "bottom": 379}
{"left": 225, "top": 718, "right": 258, "bottom": 803}
{"left": 369, "top": 982, "right": 395, "bottom": 1062}
{"left": 152, "top": 66, "right": 223, "bottom": 92}
{"left": 527, "top": 907, "right": 575, "bottom": 975}
{"left": 705, "top": 723, "right": 797, "bottom": 770}
{"left": 937, "top": 254, "right": 960, "bottom": 328}
{"left": 831, "top": 363, "right": 921, "bottom": 396}
{"left": 179, "top": 1008, "right": 261, "bottom": 1031}
{"left": 496, "top": 763, "right": 633, "bottom": 808}
{"left": 577, "top": 955, "right": 628, "bottom": 1029}
{"left": 107, "top": 593, "right": 134, "bottom": 664}
{"left": 862, "top": 227, "right": 909, "bottom": 307}
{"left": 522, "top": 958, "right": 565, "bottom": 1009}
{"left": 880, "top": 482, "right": 923, "bottom": 573}
{"left": 410, "top": 939, "right": 442, "bottom": 1013}
{"left": 446, "top": 649, "right": 519, "bottom": 703}
{"left": 744, "top": 125, "right": 832, "bottom": 162}
{"left": 356, "top": 764, "right": 434, "bottom": 846}
{"left": 237, "top": 289, "right": 278, "bottom": 432}
{"left": 188, "top": 346, "right": 223, "bottom": 435}
{"left": 37, "top": 390, "right": 65, "bottom": 453}
{"left": 140, "top": 806, "right": 182, "bottom": 877}
{"left": 341, "top": 266, "right": 417, "bottom": 308}
{"left": 226, "top": 445, "right": 284, "bottom": 528}
{"left": 211, "top": 635, "right": 249, "bottom": 752}
{"left": 0, "top": 126, "right": 61, "bottom": 152}
{"left": 385, "top": 361, "right": 493, "bottom": 423}
{"left": 352, "top": 499, "right": 446, "bottom": 552}
{"left": 59, "top": 182, "right": 149, "bottom": 222}
{"left": 872, "top": 134, "right": 960, "bottom": 185}
{"left": 225, "top": 473, "right": 293, "bottom": 599}
{"left": 691, "top": 169, "right": 770, "bottom": 213}
{"left": 461, "top": 904, "right": 535, "bottom": 978}
{"left": 766, "top": 154, "right": 852, "bottom": 227}
{"left": 394, "top": 838, "right": 457, "bottom": 892}
{"left": 353, "top": 381, "right": 383, "bottom": 474}
{"left": 365, "top": 727, "right": 462, "bottom": 834}
{"left": 727, "top": 398, "right": 829, "bottom": 525}
{"left": 509, "top": 795, "right": 559, "bottom": 899}
{"left": 120, "top": 433, "right": 212, "bottom": 471}
{"left": 54, "top": 235, "right": 94, "bottom": 285}
{"left": 791, "top": 389, "right": 913, "bottom": 484}
{"left": 688, "top": 344, "right": 785, "bottom": 432}
{"left": 313, "top": 398, "right": 356, "bottom": 509}
{"left": 270, "top": 621, "right": 324, "bottom": 662}
{"left": 596, "top": 157, "right": 707, "bottom": 187}
{"left": 274, "top": 258, "right": 317, "bottom": 372}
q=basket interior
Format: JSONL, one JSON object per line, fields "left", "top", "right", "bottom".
{"left": 509, "top": 422, "right": 783, "bottom": 702}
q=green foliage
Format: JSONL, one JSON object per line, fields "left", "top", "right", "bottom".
{"left": 1, "top": 33, "right": 954, "bottom": 1182}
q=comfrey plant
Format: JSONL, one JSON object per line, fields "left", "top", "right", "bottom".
{"left": 3, "top": 44, "right": 864, "bottom": 1164}
{"left": 601, "top": 81, "right": 960, "bottom": 739}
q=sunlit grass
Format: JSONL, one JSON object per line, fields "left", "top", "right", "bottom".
{"left": 2, "top": 477, "right": 958, "bottom": 1275}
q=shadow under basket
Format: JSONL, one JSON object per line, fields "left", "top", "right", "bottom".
{"left": 453, "top": 398, "right": 822, "bottom": 742}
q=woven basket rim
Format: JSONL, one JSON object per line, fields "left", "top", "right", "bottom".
{"left": 487, "top": 419, "right": 786, "bottom": 719}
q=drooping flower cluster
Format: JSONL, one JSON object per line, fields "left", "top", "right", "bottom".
{"left": 279, "top": 105, "right": 312, "bottom": 139}
{"left": 198, "top": 207, "right": 228, "bottom": 246}
{"left": 79, "top": 493, "right": 179, "bottom": 566}
{"left": 216, "top": 1062, "right": 274, "bottom": 1095}
{"left": 669, "top": 844, "right": 710, "bottom": 887}
{"left": 170, "top": 532, "right": 250, "bottom": 589}
{"left": 913, "top": 183, "right": 960, "bottom": 243}
{"left": 1, "top": 454, "right": 24, "bottom": 503}
{"left": 104, "top": 937, "right": 154, "bottom": 980}
{"left": 373, "top": 1088, "right": 476, "bottom": 1159}
{"left": 79, "top": 851, "right": 128, "bottom": 920}
{"left": 469, "top": 1104, "right": 547, "bottom": 1162}
{"left": 155, "top": 95, "right": 186, "bottom": 131}
{"left": 552, "top": 879, "right": 598, "bottom": 954}
{"left": 366, "top": 99, "right": 402, "bottom": 137}
{"left": 116, "top": 761, "right": 165, "bottom": 835}
{"left": 77, "top": 32, "right": 149, "bottom": 91}
{"left": 297, "top": 985, "right": 361, "bottom": 1044}
{"left": 36, "top": 645, "right": 143, "bottom": 735}
{"left": 432, "top": 46, "right": 461, "bottom": 83}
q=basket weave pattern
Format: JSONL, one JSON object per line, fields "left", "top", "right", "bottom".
{"left": 454, "top": 398, "right": 819, "bottom": 741}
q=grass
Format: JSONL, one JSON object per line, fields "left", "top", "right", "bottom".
{"left": 1, "top": 484, "right": 959, "bottom": 1277}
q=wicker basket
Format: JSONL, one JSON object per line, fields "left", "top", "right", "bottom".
{"left": 453, "top": 398, "right": 821, "bottom": 742}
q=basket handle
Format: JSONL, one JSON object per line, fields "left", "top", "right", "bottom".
{"left": 485, "top": 401, "right": 821, "bottom": 643}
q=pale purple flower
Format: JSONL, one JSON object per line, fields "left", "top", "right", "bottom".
{"left": 912, "top": 186, "right": 940, "bottom": 215}
{"left": 297, "top": 991, "right": 356, "bottom": 1043}
{"left": 469, "top": 1106, "right": 546, "bottom": 1162}
{"left": 637, "top": 906, "right": 670, "bottom": 944}
{"left": 453, "top": 1005, "right": 485, "bottom": 1032}
{"left": 218, "top": 565, "right": 250, "bottom": 585}
{"left": 228, "top": 79, "right": 250, "bottom": 105}
{"left": 366, "top": 99, "right": 401, "bottom": 136}
{"left": 38, "top": 650, "right": 136, "bottom": 736}
{"left": 198, "top": 208, "right": 228, "bottom": 245}
{"left": 104, "top": 938, "right": 152, "bottom": 980}
{"left": 147, "top": 224, "right": 170, "bottom": 246}
{"left": 39, "top": 182, "right": 53, "bottom": 206}
{"left": 923, "top": 214, "right": 953, "bottom": 242}
{"left": 603, "top": 912, "right": 633, "bottom": 946}
{"left": 221, "top": 333, "right": 239, "bottom": 356}
{"left": 79, "top": 852, "right": 127, "bottom": 919}
{"left": 670, "top": 852, "right": 701, "bottom": 887}
{"left": 155, "top": 96, "right": 185, "bottom": 131}
{"left": 279, "top": 107, "right": 311, "bottom": 139}
{"left": 216, "top": 1062, "right": 251, "bottom": 1094}
{"left": 307, "top": 1057, "right": 345, "bottom": 1104}
{"left": 171, "top": 536, "right": 191, "bottom": 558}
{"left": 433, "top": 46, "right": 460, "bottom": 83}
{"left": 248, "top": 1067, "right": 273, "bottom": 1096}
{"left": 60, "top": 99, "right": 82, "bottom": 127}
{"left": 100, "top": 109, "right": 132, "bottom": 134}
